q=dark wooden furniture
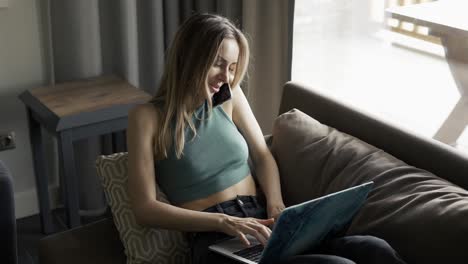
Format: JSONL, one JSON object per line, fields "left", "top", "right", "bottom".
{"left": 19, "top": 76, "right": 152, "bottom": 234}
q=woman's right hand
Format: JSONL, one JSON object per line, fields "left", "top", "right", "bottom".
{"left": 218, "top": 215, "right": 275, "bottom": 247}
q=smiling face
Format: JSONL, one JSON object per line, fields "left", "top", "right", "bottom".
{"left": 206, "top": 38, "right": 240, "bottom": 97}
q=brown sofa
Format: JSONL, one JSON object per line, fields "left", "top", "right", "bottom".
{"left": 39, "top": 81, "right": 468, "bottom": 264}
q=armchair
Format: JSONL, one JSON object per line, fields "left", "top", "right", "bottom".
{"left": 0, "top": 160, "right": 18, "bottom": 264}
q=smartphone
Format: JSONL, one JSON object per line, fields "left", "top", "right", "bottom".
{"left": 212, "top": 83, "right": 232, "bottom": 107}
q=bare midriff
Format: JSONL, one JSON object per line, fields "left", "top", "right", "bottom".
{"left": 178, "top": 174, "right": 257, "bottom": 212}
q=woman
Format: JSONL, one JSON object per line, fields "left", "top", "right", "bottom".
{"left": 127, "top": 13, "right": 406, "bottom": 264}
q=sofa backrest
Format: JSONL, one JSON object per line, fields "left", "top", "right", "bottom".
{"left": 279, "top": 81, "right": 468, "bottom": 190}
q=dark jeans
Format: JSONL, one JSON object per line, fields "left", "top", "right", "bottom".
{"left": 189, "top": 195, "right": 406, "bottom": 264}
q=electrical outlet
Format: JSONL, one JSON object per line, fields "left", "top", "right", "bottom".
{"left": 0, "top": 131, "right": 16, "bottom": 151}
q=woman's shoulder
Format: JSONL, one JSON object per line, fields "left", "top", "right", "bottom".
{"left": 230, "top": 84, "right": 249, "bottom": 109}
{"left": 129, "top": 102, "right": 159, "bottom": 117}
{"left": 128, "top": 103, "right": 160, "bottom": 131}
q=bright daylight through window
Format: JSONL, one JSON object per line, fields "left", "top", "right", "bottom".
{"left": 292, "top": 0, "right": 468, "bottom": 153}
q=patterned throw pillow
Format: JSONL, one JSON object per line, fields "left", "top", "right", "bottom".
{"left": 96, "top": 152, "right": 191, "bottom": 264}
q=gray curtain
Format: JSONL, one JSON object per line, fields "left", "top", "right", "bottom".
{"left": 243, "top": 0, "right": 295, "bottom": 134}
{"left": 40, "top": 0, "right": 244, "bottom": 215}
{"left": 48, "top": 0, "right": 243, "bottom": 90}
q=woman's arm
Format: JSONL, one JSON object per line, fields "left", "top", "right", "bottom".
{"left": 127, "top": 104, "right": 272, "bottom": 245}
{"left": 231, "top": 86, "right": 286, "bottom": 219}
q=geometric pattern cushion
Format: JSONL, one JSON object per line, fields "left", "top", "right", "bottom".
{"left": 96, "top": 152, "right": 191, "bottom": 264}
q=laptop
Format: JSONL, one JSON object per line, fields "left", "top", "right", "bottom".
{"left": 209, "top": 181, "right": 374, "bottom": 264}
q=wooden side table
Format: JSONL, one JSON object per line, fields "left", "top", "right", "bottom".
{"left": 19, "top": 76, "right": 152, "bottom": 234}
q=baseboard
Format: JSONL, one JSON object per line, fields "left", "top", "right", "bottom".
{"left": 14, "top": 184, "right": 60, "bottom": 219}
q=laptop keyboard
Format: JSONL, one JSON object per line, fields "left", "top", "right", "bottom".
{"left": 233, "top": 244, "right": 264, "bottom": 262}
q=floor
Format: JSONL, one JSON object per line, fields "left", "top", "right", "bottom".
{"left": 16, "top": 208, "right": 107, "bottom": 264}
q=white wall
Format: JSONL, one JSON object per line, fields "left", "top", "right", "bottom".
{"left": 0, "top": 0, "right": 58, "bottom": 219}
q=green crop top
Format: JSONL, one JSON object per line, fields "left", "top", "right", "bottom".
{"left": 154, "top": 100, "right": 251, "bottom": 205}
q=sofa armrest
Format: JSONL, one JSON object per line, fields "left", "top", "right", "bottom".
{"left": 39, "top": 217, "right": 125, "bottom": 264}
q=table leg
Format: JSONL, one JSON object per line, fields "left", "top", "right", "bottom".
{"left": 26, "top": 108, "right": 54, "bottom": 234}
{"left": 113, "top": 131, "right": 127, "bottom": 152}
{"left": 101, "top": 134, "right": 113, "bottom": 155}
{"left": 433, "top": 97, "right": 468, "bottom": 144}
{"left": 433, "top": 33, "right": 468, "bottom": 144}
{"left": 57, "top": 130, "right": 81, "bottom": 228}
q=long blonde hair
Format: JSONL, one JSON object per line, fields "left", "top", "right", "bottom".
{"left": 150, "top": 14, "right": 250, "bottom": 160}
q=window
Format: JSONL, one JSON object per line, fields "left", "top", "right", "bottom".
{"left": 292, "top": 0, "right": 467, "bottom": 152}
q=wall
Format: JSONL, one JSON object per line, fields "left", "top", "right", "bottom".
{"left": 0, "top": 0, "right": 58, "bottom": 219}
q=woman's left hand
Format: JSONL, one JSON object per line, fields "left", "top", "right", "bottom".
{"left": 267, "top": 202, "right": 286, "bottom": 221}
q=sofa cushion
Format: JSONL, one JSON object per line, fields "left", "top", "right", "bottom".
{"left": 96, "top": 153, "right": 190, "bottom": 264}
{"left": 271, "top": 108, "right": 468, "bottom": 264}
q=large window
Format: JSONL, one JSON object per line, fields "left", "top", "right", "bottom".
{"left": 292, "top": 0, "right": 468, "bottom": 152}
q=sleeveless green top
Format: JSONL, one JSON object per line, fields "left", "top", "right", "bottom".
{"left": 154, "top": 100, "right": 251, "bottom": 204}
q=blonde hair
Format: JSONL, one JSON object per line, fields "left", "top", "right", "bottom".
{"left": 150, "top": 14, "right": 250, "bottom": 160}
